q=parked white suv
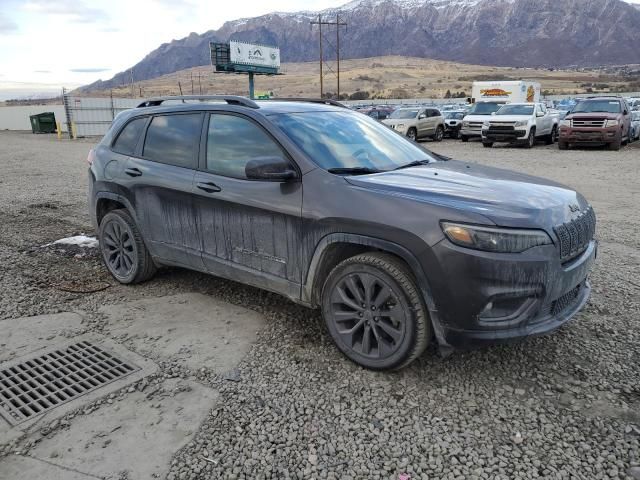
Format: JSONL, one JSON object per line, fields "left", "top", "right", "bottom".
{"left": 481, "top": 103, "right": 559, "bottom": 148}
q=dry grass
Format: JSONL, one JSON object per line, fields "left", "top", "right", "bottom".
{"left": 83, "top": 55, "right": 633, "bottom": 99}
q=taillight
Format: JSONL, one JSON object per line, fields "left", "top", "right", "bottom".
{"left": 87, "top": 148, "right": 96, "bottom": 165}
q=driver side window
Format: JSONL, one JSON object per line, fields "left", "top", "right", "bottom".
{"left": 206, "top": 114, "right": 288, "bottom": 179}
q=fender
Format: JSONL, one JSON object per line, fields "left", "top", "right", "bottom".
{"left": 93, "top": 191, "right": 139, "bottom": 226}
{"left": 303, "top": 233, "right": 449, "bottom": 349}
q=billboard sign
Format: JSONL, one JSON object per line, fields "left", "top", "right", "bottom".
{"left": 230, "top": 41, "right": 280, "bottom": 69}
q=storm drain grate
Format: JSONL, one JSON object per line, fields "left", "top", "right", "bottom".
{"left": 0, "top": 341, "right": 139, "bottom": 426}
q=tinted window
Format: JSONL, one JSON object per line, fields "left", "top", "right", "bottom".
{"left": 207, "top": 114, "right": 287, "bottom": 179}
{"left": 143, "top": 114, "right": 201, "bottom": 168}
{"left": 429, "top": 109, "right": 441, "bottom": 117}
{"left": 113, "top": 117, "right": 147, "bottom": 155}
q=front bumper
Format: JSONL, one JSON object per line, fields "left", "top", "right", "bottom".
{"left": 482, "top": 128, "right": 528, "bottom": 143}
{"left": 422, "top": 238, "right": 597, "bottom": 349}
{"left": 559, "top": 126, "right": 619, "bottom": 144}
{"left": 460, "top": 125, "right": 483, "bottom": 137}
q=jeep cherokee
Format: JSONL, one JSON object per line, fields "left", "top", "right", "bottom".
{"left": 88, "top": 95, "right": 597, "bottom": 370}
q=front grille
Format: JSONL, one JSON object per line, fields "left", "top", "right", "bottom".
{"left": 554, "top": 206, "right": 596, "bottom": 262}
{"left": 572, "top": 118, "right": 606, "bottom": 128}
{"left": 468, "top": 122, "right": 483, "bottom": 127}
{"left": 487, "top": 125, "right": 515, "bottom": 131}
{"left": 0, "top": 341, "right": 139, "bottom": 425}
{"left": 550, "top": 283, "right": 583, "bottom": 316}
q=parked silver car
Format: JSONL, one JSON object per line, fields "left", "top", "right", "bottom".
{"left": 382, "top": 107, "right": 445, "bottom": 142}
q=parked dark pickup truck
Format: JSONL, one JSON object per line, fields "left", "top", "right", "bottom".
{"left": 559, "top": 96, "right": 632, "bottom": 151}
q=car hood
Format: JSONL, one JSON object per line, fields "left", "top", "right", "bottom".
{"left": 463, "top": 114, "right": 494, "bottom": 122}
{"left": 487, "top": 115, "right": 531, "bottom": 122}
{"left": 345, "top": 160, "right": 589, "bottom": 229}
{"left": 566, "top": 111, "right": 620, "bottom": 120}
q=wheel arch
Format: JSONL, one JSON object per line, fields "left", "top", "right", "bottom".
{"left": 94, "top": 192, "right": 138, "bottom": 227}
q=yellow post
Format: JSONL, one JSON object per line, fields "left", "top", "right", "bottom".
{"left": 56, "top": 122, "right": 62, "bottom": 140}
{"left": 71, "top": 122, "right": 77, "bottom": 139}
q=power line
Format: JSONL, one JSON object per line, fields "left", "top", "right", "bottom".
{"left": 310, "top": 14, "right": 347, "bottom": 98}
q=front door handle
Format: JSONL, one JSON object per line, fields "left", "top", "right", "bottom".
{"left": 125, "top": 167, "right": 142, "bottom": 177}
{"left": 196, "top": 181, "right": 221, "bottom": 193}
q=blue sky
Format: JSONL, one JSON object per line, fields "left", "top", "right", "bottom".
{"left": 0, "top": 0, "right": 639, "bottom": 99}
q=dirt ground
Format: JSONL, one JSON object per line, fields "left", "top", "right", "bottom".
{"left": 0, "top": 131, "right": 639, "bottom": 479}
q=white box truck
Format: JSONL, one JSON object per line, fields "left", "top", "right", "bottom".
{"left": 471, "top": 81, "right": 541, "bottom": 104}
{"left": 460, "top": 81, "right": 542, "bottom": 141}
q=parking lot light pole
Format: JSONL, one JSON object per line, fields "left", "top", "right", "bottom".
{"left": 249, "top": 72, "right": 255, "bottom": 99}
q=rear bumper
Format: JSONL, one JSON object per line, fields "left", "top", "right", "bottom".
{"left": 422, "top": 238, "right": 597, "bottom": 350}
{"left": 559, "top": 126, "right": 619, "bottom": 144}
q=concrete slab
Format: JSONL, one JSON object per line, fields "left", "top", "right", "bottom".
{"left": 100, "top": 293, "right": 266, "bottom": 373}
{"left": 0, "top": 312, "right": 85, "bottom": 363}
{"left": 0, "top": 454, "right": 97, "bottom": 480}
{"left": 28, "top": 379, "right": 219, "bottom": 480}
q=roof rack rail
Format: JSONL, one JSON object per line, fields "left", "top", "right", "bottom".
{"left": 136, "top": 95, "right": 259, "bottom": 109}
{"left": 261, "top": 98, "right": 347, "bottom": 108}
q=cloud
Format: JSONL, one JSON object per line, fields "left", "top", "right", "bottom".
{"left": 69, "top": 68, "right": 110, "bottom": 73}
{"left": 34, "top": 70, "right": 52, "bottom": 73}
{"left": 0, "top": 14, "right": 18, "bottom": 34}
{"left": 25, "top": 0, "right": 109, "bottom": 23}
{"left": 152, "top": 0, "right": 196, "bottom": 7}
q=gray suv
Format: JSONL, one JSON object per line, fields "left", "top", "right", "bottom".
{"left": 88, "top": 95, "right": 597, "bottom": 370}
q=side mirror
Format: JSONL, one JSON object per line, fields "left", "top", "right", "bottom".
{"left": 418, "top": 114, "right": 426, "bottom": 119}
{"left": 245, "top": 156, "right": 298, "bottom": 182}
{"left": 491, "top": 112, "right": 496, "bottom": 116}
{"left": 537, "top": 111, "right": 545, "bottom": 117}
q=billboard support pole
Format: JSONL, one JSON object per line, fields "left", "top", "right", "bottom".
{"left": 248, "top": 72, "right": 255, "bottom": 99}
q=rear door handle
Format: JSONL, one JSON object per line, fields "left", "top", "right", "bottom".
{"left": 125, "top": 167, "right": 142, "bottom": 177}
{"left": 196, "top": 181, "right": 221, "bottom": 193}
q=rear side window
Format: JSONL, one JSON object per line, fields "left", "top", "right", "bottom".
{"left": 430, "top": 109, "right": 441, "bottom": 117}
{"left": 206, "top": 114, "right": 287, "bottom": 179}
{"left": 142, "top": 114, "right": 201, "bottom": 168}
{"left": 113, "top": 117, "right": 147, "bottom": 155}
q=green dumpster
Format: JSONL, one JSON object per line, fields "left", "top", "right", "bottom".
{"left": 29, "top": 112, "right": 57, "bottom": 134}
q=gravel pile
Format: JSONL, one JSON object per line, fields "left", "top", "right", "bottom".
{"left": 0, "top": 132, "right": 638, "bottom": 479}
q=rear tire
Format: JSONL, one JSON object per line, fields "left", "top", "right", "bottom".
{"left": 407, "top": 128, "right": 417, "bottom": 142}
{"left": 99, "top": 209, "right": 156, "bottom": 284}
{"left": 321, "top": 252, "right": 430, "bottom": 370}
{"left": 545, "top": 126, "right": 558, "bottom": 145}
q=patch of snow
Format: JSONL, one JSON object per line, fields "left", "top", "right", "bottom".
{"left": 46, "top": 235, "right": 99, "bottom": 248}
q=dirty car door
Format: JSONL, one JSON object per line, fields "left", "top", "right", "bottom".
{"left": 124, "top": 112, "right": 201, "bottom": 267}
{"left": 193, "top": 112, "right": 303, "bottom": 300}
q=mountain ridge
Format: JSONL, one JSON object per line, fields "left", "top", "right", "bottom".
{"left": 82, "top": 0, "right": 640, "bottom": 92}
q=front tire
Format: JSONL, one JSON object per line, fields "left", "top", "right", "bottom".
{"left": 525, "top": 129, "right": 535, "bottom": 149}
{"left": 321, "top": 252, "right": 430, "bottom": 370}
{"left": 558, "top": 141, "right": 569, "bottom": 150}
{"left": 99, "top": 209, "right": 156, "bottom": 284}
{"left": 482, "top": 141, "right": 493, "bottom": 148}
{"left": 460, "top": 135, "right": 469, "bottom": 142}
{"left": 432, "top": 126, "right": 444, "bottom": 142}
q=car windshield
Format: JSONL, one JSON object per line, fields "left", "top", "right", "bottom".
{"left": 496, "top": 105, "right": 535, "bottom": 116}
{"left": 269, "top": 111, "right": 436, "bottom": 172}
{"left": 467, "top": 102, "right": 504, "bottom": 114}
{"left": 444, "top": 112, "right": 465, "bottom": 119}
{"left": 389, "top": 109, "right": 419, "bottom": 119}
{"left": 572, "top": 100, "right": 621, "bottom": 114}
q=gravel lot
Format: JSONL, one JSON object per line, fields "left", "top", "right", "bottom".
{"left": 0, "top": 131, "right": 639, "bottom": 479}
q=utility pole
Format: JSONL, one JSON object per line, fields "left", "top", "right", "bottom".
{"left": 311, "top": 14, "right": 347, "bottom": 99}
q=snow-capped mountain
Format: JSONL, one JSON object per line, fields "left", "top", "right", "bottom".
{"left": 83, "top": 0, "right": 640, "bottom": 92}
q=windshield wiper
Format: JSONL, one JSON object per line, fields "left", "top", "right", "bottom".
{"left": 393, "top": 159, "right": 431, "bottom": 171}
{"left": 327, "top": 167, "right": 384, "bottom": 175}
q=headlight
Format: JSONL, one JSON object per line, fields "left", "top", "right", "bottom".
{"left": 560, "top": 119, "right": 571, "bottom": 127}
{"left": 396, "top": 124, "right": 405, "bottom": 129}
{"left": 514, "top": 120, "right": 528, "bottom": 127}
{"left": 441, "top": 222, "right": 552, "bottom": 253}
{"left": 462, "top": 121, "right": 469, "bottom": 127}
{"left": 604, "top": 119, "right": 619, "bottom": 127}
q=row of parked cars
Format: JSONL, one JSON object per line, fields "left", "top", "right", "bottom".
{"left": 355, "top": 95, "right": 640, "bottom": 150}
